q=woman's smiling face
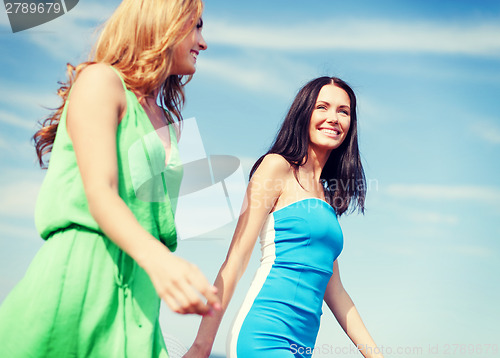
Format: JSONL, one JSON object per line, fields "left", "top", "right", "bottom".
{"left": 171, "top": 17, "right": 207, "bottom": 76}
{"left": 308, "top": 83, "right": 351, "bottom": 153}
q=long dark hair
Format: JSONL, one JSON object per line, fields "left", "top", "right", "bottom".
{"left": 250, "top": 76, "right": 366, "bottom": 216}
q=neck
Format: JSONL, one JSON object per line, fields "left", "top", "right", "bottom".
{"left": 303, "top": 146, "right": 331, "bottom": 180}
{"left": 140, "top": 93, "right": 159, "bottom": 109}
{"left": 136, "top": 86, "right": 160, "bottom": 105}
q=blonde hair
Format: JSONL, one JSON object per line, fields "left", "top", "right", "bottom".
{"left": 34, "top": 0, "right": 204, "bottom": 168}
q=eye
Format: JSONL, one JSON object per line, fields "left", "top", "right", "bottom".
{"left": 196, "top": 18, "right": 203, "bottom": 29}
{"left": 339, "top": 108, "right": 350, "bottom": 116}
{"left": 316, "top": 104, "right": 327, "bottom": 110}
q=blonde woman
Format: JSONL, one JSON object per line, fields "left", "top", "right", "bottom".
{"left": 0, "top": 0, "right": 219, "bottom": 357}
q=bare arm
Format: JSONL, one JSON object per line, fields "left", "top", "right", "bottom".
{"left": 184, "top": 154, "right": 291, "bottom": 358}
{"left": 66, "top": 64, "right": 219, "bottom": 315}
{"left": 324, "top": 260, "right": 384, "bottom": 358}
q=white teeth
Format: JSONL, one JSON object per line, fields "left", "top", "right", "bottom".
{"left": 320, "top": 129, "right": 339, "bottom": 135}
{"left": 191, "top": 51, "right": 198, "bottom": 59}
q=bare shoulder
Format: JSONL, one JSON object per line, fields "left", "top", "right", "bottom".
{"left": 70, "top": 64, "right": 125, "bottom": 104}
{"left": 257, "top": 153, "right": 292, "bottom": 174}
{"left": 75, "top": 63, "right": 121, "bottom": 85}
{"left": 68, "top": 63, "right": 126, "bottom": 121}
{"left": 255, "top": 154, "right": 292, "bottom": 178}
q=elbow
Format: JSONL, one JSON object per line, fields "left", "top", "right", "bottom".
{"left": 85, "top": 180, "right": 118, "bottom": 217}
{"left": 324, "top": 278, "right": 348, "bottom": 307}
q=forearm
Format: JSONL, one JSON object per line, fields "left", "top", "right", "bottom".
{"left": 329, "top": 290, "right": 383, "bottom": 358}
{"left": 87, "top": 186, "right": 165, "bottom": 266}
{"left": 190, "top": 259, "right": 244, "bottom": 356}
{"left": 186, "top": 155, "right": 290, "bottom": 357}
{"left": 65, "top": 65, "right": 219, "bottom": 316}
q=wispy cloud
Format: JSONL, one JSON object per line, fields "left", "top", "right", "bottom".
{"left": 0, "top": 178, "right": 42, "bottom": 218}
{"left": 386, "top": 184, "right": 500, "bottom": 205}
{"left": 385, "top": 242, "right": 495, "bottom": 259}
{"left": 197, "top": 56, "right": 312, "bottom": 97}
{"left": 0, "top": 110, "right": 38, "bottom": 130}
{"left": 0, "top": 84, "right": 60, "bottom": 111}
{"left": 205, "top": 18, "right": 500, "bottom": 58}
{"left": 23, "top": 2, "right": 118, "bottom": 61}
{"left": 0, "top": 84, "right": 62, "bottom": 137}
{"left": 0, "top": 221, "right": 38, "bottom": 241}
{"left": 406, "top": 210, "right": 459, "bottom": 225}
{"left": 0, "top": 132, "right": 34, "bottom": 161}
{"left": 451, "top": 245, "right": 496, "bottom": 258}
{"left": 472, "top": 120, "right": 500, "bottom": 145}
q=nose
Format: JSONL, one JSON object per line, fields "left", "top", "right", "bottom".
{"left": 326, "top": 112, "right": 339, "bottom": 124}
{"left": 198, "top": 32, "right": 207, "bottom": 51}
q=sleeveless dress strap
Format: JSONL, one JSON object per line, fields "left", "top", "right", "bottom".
{"left": 108, "top": 66, "right": 128, "bottom": 91}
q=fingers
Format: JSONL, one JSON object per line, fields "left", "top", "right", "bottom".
{"left": 162, "top": 286, "right": 214, "bottom": 316}
{"left": 160, "top": 281, "right": 206, "bottom": 315}
{"left": 174, "top": 279, "right": 211, "bottom": 315}
{"left": 159, "top": 263, "right": 221, "bottom": 316}
{"left": 186, "top": 267, "right": 221, "bottom": 312}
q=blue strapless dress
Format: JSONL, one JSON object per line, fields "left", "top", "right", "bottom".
{"left": 227, "top": 198, "right": 344, "bottom": 357}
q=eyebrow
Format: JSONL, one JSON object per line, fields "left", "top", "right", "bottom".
{"left": 316, "top": 101, "right": 350, "bottom": 109}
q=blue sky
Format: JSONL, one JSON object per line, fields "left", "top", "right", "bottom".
{"left": 1, "top": 1, "right": 500, "bottom": 357}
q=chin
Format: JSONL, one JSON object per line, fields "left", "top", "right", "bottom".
{"left": 173, "top": 66, "right": 196, "bottom": 76}
{"left": 183, "top": 68, "right": 196, "bottom": 76}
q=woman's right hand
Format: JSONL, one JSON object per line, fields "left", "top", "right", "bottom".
{"left": 66, "top": 64, "right": 220, "bottom": 317}
{"left": 138, "top": 239, "right": 221, "bottom": 316}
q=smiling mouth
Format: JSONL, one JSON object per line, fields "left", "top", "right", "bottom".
{"left": 319, "top": 128, "right": 340, "bottom": 136}
{"left": 191, "top": 50, "right": 198, "bottom": 60}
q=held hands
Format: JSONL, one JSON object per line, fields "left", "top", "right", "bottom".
{"left": 138, "top": 239, "right": 221, "bottom": 316}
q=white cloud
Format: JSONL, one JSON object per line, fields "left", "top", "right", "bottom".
{"left": 0, "top": 85, "right": 59, "bottom": 113}
{"left": 0, "top": 178, "right": 42, "bottom": 218}
{"left": 24, "top": 2, "right": 118, "bottom": 61}
{"left": 0, "top": 221, "right": 38, "bottom": 240}
{"left": 472, "top": 120, "right": 500, "bottom": 145}
{"left": 65, "top": 2, "right": 117, "bottom": 22}
{"left": 356, "top": 94, "right": 409, "bottom": 129}
{"left": 0, "top": 85, "right": 61, "bottom": 140}
{"left": 205, "top": 19, "right": 500, "bottom": 58}
{"left": 0, "top": 110, "right": 38, "bottom": 130}
{"left": 196, "top": 51, "right": 325, "bottom": 99}
{"left": 385, "top": 242, "right": 495, "bottom": 259}
{"left": 406, "top": 210, "right": 459, "bottom": 225}
{"left": 197, "top": 57, "right": 303, "bottom": 98}
{"left": 386, "top": 184, "right": 500, "bottom": 205}
{"left": 0, "top": 134, "right": 34, "bottom": 161}
{"left": 5, "top": 5, "right": 500, "bottom": 60}
{"left": 451, "top": 245, "right": 495, "bottom": 258}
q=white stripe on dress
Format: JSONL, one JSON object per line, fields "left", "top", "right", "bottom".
{"left": 226, "top": 213, "right": 277, "bottom": 357}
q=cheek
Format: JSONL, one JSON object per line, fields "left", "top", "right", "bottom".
{"left": 343, "top": 119, "right": 351, "bottom": 133}
{"left": 172, "top": 46, "right": 182, "bottom": 61}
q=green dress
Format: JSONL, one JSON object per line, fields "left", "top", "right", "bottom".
{"left": 0, "top": 67, "right": 183, "bottom": 357}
